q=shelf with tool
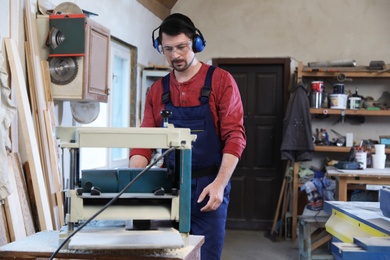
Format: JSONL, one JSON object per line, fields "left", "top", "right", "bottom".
{"left": 296, "top": 60, "right": 390, "bottom": 150}
{"left": 287, "top": 60, "right": 390, "bottom": 242}
{"left": 297, "top": 60, "right": 390, "bottom": 79}
{"left": 300, "top": 58, "right": 390, "bottom": 182}
{"left": 314, "top": 145, "right": 390, "bottom": 154}
{"left": 310, "top": 108, "right": 390, "bottom": 116}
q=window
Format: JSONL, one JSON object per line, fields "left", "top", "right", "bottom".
{"left": 80, "top": 40, "right": 133, "bottom": 170}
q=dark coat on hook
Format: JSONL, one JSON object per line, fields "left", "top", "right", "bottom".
{"left": 280, "top": 83, "right": 314, "bottom": 162}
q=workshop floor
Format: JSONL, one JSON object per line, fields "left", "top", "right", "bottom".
{"left": 222, "top": 229, "right": 300, "bottom": 260}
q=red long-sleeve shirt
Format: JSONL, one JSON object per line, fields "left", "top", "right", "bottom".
{"left": 130, "top": 62, "right": 246, "bottom": 162}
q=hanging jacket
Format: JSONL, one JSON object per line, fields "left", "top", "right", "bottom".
{"left": 280, "top": 83, "right": 314, "bottom": 162}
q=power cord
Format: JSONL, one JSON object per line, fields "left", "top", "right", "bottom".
{"left": 49, "top": 147, "right": 175, "bottom": 259}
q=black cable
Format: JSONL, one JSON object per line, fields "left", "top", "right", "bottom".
{"left": 49, "top": 147, "right": 176, "bottom": 259}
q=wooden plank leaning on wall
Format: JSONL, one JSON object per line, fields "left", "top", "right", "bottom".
{"left": 4, "top": 153, "right": 27, "bottom": 241}
{"left": 0, "top": 202, "right": 9, "bottom": 246}
{"left": 4, "top": 38, "right": 53, "bottom": 231}
{"left": 3, "top": 153, "right": 36, "bottom": 242}
{"left": 24, "top": 0, "right": 63, "bottom": 230}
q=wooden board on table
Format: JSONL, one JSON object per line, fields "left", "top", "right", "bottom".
{"left": 69, "top": 227, "right": 185, "bottom": 250}
{"left": 354, "top": 237, "right": 390, "bottom": 252}
{"left": 4, "top": 38, "right": 53, "bottom": 231}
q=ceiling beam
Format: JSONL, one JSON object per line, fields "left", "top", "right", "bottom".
{"left": 137, "top": 0, "right": 177, "bottom": 20}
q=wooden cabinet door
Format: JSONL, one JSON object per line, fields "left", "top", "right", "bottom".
{"left": 83, "top": 18, "right": 111, "bottom": 102}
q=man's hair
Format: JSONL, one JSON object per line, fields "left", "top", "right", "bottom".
{"left": 158, "top": 13, "right": 196, "bottom": 43}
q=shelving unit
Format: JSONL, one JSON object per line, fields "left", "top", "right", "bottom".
{"left": 314, "top": 145, "right": 390, "bottom": 153}
{"left": 140, "top": 69, "right": 170, "bottom": 122}
{"left": 297, "top": 61, "right": 390, "bottom": 79}
{"left": 310, "top": 108, "right": 390, "bottom": 116}
{"left": 289, "top": 61, "right": 390, "bottom": 242}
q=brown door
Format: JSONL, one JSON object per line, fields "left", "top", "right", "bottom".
{"left": 213, "top": 58, "right": 292, "bottom": 230}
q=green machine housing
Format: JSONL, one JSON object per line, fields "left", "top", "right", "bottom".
{"left": 48, "top": 13, "right": 86, "bottom": 56}
{"left": 80, "top": 168, "right": 176, "bottom": 194}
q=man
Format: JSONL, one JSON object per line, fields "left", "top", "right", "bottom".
{"left": 129, "top": 13, "right": 246, "bottom": 260}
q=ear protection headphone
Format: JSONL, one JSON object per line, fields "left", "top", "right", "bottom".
{"left": 151, "top": 17, "right": 206, "bottom": 54}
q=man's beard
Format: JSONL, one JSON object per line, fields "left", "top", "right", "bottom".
{"left": 171, "top": 55, "right": 195, "bottom": 72}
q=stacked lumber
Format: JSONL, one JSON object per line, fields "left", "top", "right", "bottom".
{"left": 2, "top": 0, "right": 64, "bottom": 237}
{"left": 23, "top": 0, "right": 64, "bottom": 230}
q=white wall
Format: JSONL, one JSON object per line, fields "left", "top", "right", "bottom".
{"left": 172, "top": 0, "right": 390, "bottom": 66}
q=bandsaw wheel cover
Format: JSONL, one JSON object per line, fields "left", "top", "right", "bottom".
{"left": 53, "top": 2, "right": 83, "bottom": 14}
{"left": 70, "top": 101, "right": 100, "bottom": 124}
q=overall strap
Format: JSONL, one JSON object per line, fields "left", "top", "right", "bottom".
{"left": 162, "top": 66, "right": 216, "bottom": 104}
{"left": 200, "top": 66, "right": 216, "bottom": 104}
{"left": 162, "top": 73, "right": 171, "bottom": 104}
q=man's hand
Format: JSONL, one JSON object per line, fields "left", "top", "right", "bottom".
{"left": 197, "top": 153, "right": 239, "bottom": 212}
{"left": 197, "top": 181, "right": 225, "bottom": 212}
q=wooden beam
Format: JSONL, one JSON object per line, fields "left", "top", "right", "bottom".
{"left": 156, "top": 0, "right": 177, "bottom": 9}
{"left": 137, "top": 0, "right": 172, "bottom": 19}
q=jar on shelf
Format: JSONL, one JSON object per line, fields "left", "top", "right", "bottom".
{"left": 311, "top": 81, "right": 324, "bottom": 108}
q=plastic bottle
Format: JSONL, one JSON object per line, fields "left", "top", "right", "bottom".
{"left": 324, "top": 129, "right": 329, "bottom": 145}
{"left": 355, "top": 148, "right": 367, "bottom": 169}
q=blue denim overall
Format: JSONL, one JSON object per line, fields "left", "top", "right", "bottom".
{"left": 162, "top": 66, "right": 230, "bottom": 260}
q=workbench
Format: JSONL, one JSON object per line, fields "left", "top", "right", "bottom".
{"left": 324, "top": 201, "right": 390, "bottom": 259}
{"left": 326, "top": 166, "right": 390, "bottom": 201}
{"left": 0, "top": 231, "right": 204, "bottom": 260}
{"left": 324, "top": 201, "right": 390, "bottom": 243}
{"left": 298, "top": 215, "right": 333, "bottom": 259}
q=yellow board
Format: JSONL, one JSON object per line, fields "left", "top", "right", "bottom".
{"left": 325, "top": 208, "right": 389, "bottom": 243}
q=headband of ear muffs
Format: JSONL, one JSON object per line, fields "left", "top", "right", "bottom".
{"left": 151, "top": 17, "right": 206, "bottom": 54}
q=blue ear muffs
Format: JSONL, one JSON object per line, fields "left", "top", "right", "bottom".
{"left": 152, "top": 27, "right": 162, "bottom": 54}
{"left": 151, "top": 19, "right": 206, "bottom": 54}
{"left": 193, "top": 34, "right": 205, "bottom": 53}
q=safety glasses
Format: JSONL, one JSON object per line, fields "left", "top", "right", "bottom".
{"left": 160, "top": 41, "right": 192, "bottom": 56}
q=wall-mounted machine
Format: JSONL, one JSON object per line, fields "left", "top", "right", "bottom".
{"left": 36, "top": 2, "right": 111, "bottom": 123}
